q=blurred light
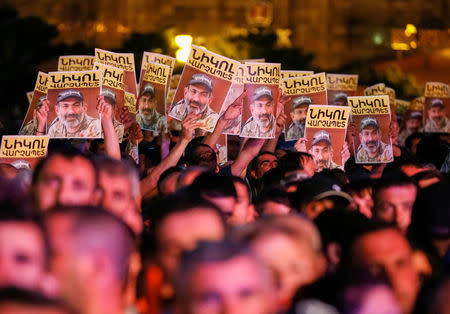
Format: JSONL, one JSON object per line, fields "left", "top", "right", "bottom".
{"left": 373, "top": 33, "right": 383, "bottom": 45}
{"left": 96, "top": 23, "right": 106, "bottom": 33}
{"left": 176, "top": 48, "right": 190, "bottom": 62}
{"left": 391, "top": 42, "right": 410, "bottom": 50}
{"left": 117, "top": 24, "right": 130, "bottom": 34}
{"left": 405, "top": 24, "right": 417, "bottom": 37}
{"left": 410, "top": 41, "right": 417, "bottom": 49}
{"left": 175, "top": 35, "right": 192, "bottom": 48}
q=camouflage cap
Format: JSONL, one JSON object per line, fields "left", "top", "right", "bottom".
{"left": 406, "top": 111, "right": 422, "bottom": 120}
{"left": 57, "top": 89, "right": 84, "bottom": 103}
{"left": 101, "top": 88, "right": 117, "bottom": 105}
{"left": 311, "top": 130, "right": 332, "bottom": 146}
{"left": 333, "top": 92, "right": 348, "bottom": 103}
{"left": 360, "top": 116, "right": 379, "bottom": 130}
{"left": 429, "top": 98, "right": 444, "bottom": 109}
{"left": 142, "top": 83, "right": 155, "bottom": 96}
{"left": 188, "top": 74, "right": 213, "bottom": 93}
{"left": 252, "top": 86, "right": 273, "bottom": 103}
{"left": 292, "top": 96, "right": 312, "bottom": 110}
{"left": 36, "top": 96, "right": 47, "bottom": 109}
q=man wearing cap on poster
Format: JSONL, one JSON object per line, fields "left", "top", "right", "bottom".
{"left": 333, "top": 92, "right": 348, "bottom": 106}
{"left": 356, "top": 116, "right": 393, "bottom": 163}
{"left": 398, "top": 111, "right": 422, "bottom": 146}
{"left": 136, "top": 83, "right": 166, "bottom": 132}
{"left": 309, "top": 130, "right": 341, "bottom": 171}
{"left": 20, "top": 96, "right": 46, "bottom": 135}
{"left": 423, "top": 98, "right": 450, "bottom": 133}
{"left": 101, "top": 88, "right": 124, "bottom": 142}
{"left": 47, "top": 89, "right": 101, "bottom": 138}
{"left": 286, "top": 96, "right": 312, "bottom": 140}
{"left": 169, "top": 73, "right": 219, "bottom": 132}
{"left": 241, "top": 86, "right": 276, "bottom": 138}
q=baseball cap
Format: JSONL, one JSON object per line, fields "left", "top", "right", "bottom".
{"left": 57, "top": 90, "right": 84, "bottom": 103}
{"left": 429, "top": 98, "right": 444, "bottom": 109}
{"left": 36, "top": 96, "right": 47, "bottom": 108}
{"left": 406, "top": 111, "right": 422, "bottom": 120}
{"left": 142, "top": 83, "right": 155, "bottom": 96}
{"left": 101, "top": 88, "right": 117, "bottom": 105}
{"left": 333, "top": 92, "right": 348, "bottom": 103}
{"left": 311, "top": 130, "right": 332, "bottom": 147}
{"left": 360, "top": 116, "right": 379, "bottom": 130}
{"left": 188, "top": 74, "right": 213, "bottom": 93}
{"left": 295, "top": 175, "right": 353, "bottom": 205}
{"left": 292, "top": 96, "right": 313, "bottom": 110}
{"left": 252, "top": 86, "right": 273, "bottom": 103}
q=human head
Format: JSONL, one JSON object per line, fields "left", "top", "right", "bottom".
{"left": 184, "top": 142, "right": 218, "bottom": 172}
{"left": 277, "top": 151, "right": 316, "bottom": 178}
{"left": 255, "top": 186, "right": 291, "bottom": 216}
{"left": 309, "top": 130, "right": 334, "bottom": 172}
{"left": 230, "top": 176, "right": 255, "bottom": 225}
{"left": 175, "top": 239, "right": 277, "bottom": 314}
{"left": 404, "top": 111, "right": 422, "bottom": 133}
{"left": 359, "top": 117, "right": 381, "bottom": 158}
{"left": 349, "top": 226, "right": 420, "bottom": 314}
{"left": 291, "top": 96, "right": 311, "bottom": 124}
{"left": 250, "top": 151, "right": 278, "bottom": 180}
{"left": 150, "top": 194, "right": 226, "bottom": 283}
{"left": 333, "top": 92, "right": 348, "bottom": 106}
{"left": 55, "top": 90, "right": 86, "bottom": 132}
{"left": 157, "top": 167, "right": 182, "bottom": 196}
{"left": 138, "top": 83, "right": 157, "bottom": 121}
{"left": 427, "top": 98, "right": 446, "bottom": 123}
{"left": 101, "top": 88, "right": 117, "bottom": 109}
{"left": 372, "top": 173, "right": 417, "bottom": 234}
{"left": 32, "top": 148, "right": 100, "bottom": 212}
{"left": 183, "top": 74, "right": 213, "bottom": 114}
{"left": 46, "top": 206, "right": 134, "bottom": 312}
{"left": 0, "top": 210, "right": 48, "bottom": 291}
{"left": 250, "top": 86, "right": 274, "bottom": 131}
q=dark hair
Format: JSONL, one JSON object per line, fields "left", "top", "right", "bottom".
{"left": 277, "top": 151, "right": 312, "bottom": 173}
{"left": 157, "top": 166, "right": 182, "bottom": 195}
{"left": 190, "top": 172, "right": 237, "bottom": 199}
{"left": 404, "top": 132, "right": 424, "bottom": 153}
{"left": 184, "top": 143, "right": 217, "bottom": 171}
{"left": 255, "top": 186, "right": 291, "bottom": 216}
{"left": 231, "top": 176, "right": 252, "bottom": 203}
{"left": 373, "top": 172, "right": 417, "bottom": 200}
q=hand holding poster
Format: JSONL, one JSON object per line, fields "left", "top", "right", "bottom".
{"left": 326, "top": 74, "right": 358, "bottom": 106}
{"left": 124, "top": 92, "right": 137, "bottom": 114}
{"left": 93, "top": 62, "right": 126, "bottom": 142}
{"left": 304, "top": 105, "right": 350, "bottom": 171}
{"left": 169, "top": 45, "right": 240, "bottom": 132}
{"left": 281, "top": 72, "right": 327, "bottom": 141}
{"left": 0, "top": 135, "right": 49, "bottom": 169}
{"left": 348, "top": 95, "right": 393, "bottom": 164}
{"left": 95, "top": 48, "right": 137, "bottom": 97}
{"left": 241, "top": 62, "right": 280, "bottom": 139}
{"left": 20, "top": 72, "right": 49, "bottom": 135}
{"left": 58, "top": 56, "right": 95, "bottom": 72}
{"left": 221, "top": 64, "right": 245, "bottom": 135}
{"left": 46, "top": 70, "right": 103, "bottom": 138}
{"left": 423, "top": 82, "right": 450, "bottom": 133}
{"left": 136, "top": 62, "right": 170, "bottom": 133}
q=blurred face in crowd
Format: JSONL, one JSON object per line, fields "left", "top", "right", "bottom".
{"left": 360, "top": 126, "right": 381, "bottom": 158}
{"left": 251, "top": 231, "right": 325, "bottom": 306}
{"left": 228, "top": 181, "right": 255, "bottom": 225}
{"left": 310, "top": 142, "right": 333, "bottom": 172}
{"left": 184, "top": 84, "right": 212, "bottom": 114}
{"left": 180, "top": 255, "right": 276, "bottom": 314}
{"left": 138, "top": 93, "right": 157, "bottom": 122}
{"left": 351, "top": 228, "right": 420, "bottom": 314}
{"left": 98, "top": 170, "right": 134, "bottom": 218}
{"left": 343, "top": 284, "right": 401, "bottom": 314}
{"left": 405, "top": 118, "right": 421, "bottom": 133}
{"left": 0, "top": 222, "right": 45, "bottom": 290}
{"left": 56, "top": 98, "right": 86, "bottom": 132}
{"left": 251, "top": 96, "right": 274, "bottom": 130}
{"left": 428, "top": 106, "right": 445, "bottom": 123}
{"left": 33, "top": 155, "right": 98, "bottom": 212}
{"left": 350, "top": 188, "right": 374, "bottom": 219}
{"left": 373, "top": 184, "right": 417, "bottom": 234}
{"left": 255, "top": 153, "right": 277, "bottom": 179}
{"left": 301, "top": 155, "right": 317, "bottom": 177}
{"left": 291, "top": 105, "right": 308, "bottom": 125}
{"left": 156, "top": 209, "right": 225, "bottom": 282}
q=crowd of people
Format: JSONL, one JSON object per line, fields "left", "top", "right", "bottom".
{"left": 0, "top": 86, "right": 449, "bottom": 314}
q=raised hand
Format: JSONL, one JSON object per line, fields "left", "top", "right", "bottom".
{"left": 36, "top": 99, "right": 50, "bottom": 133}
{"left": 295, "top": 137, "right": 308, "bottom": 152}
{"left": 181, "top": 112, "right": 202, "bottom": 142}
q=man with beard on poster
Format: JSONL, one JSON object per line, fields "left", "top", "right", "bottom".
{"left": 136, "top": 83, "right": 167, "bottom": 133}
{"left": 101, "top": 88, "right": 125, "bottom": 142}
{"left": 423, "top": 98, "right": 450, "bottom": 133}
{"left": 309, "top": 130, "right": 341, "bottom": 171}
{"left": 46, "top": 90, "right": 101, "bottom": 138}
{"left": 169, "top": 74, "right": 219, "bottom": 132}
{"left": 286, "top": 96, "right": 312, "bottom": 140}
{"left": 241, "top": 86, "right": 276, "bottom": 138}
{"left": 356, "top": 116, "right": 393, "bottom": 163}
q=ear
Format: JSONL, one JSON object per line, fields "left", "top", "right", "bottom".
{"left": 250, "top": 170, "right": 257, "bottom": 180}
{"left": 207, "top": 95, "right": 213, "bottom": 106}
{"left": 55, "top": 105, "right": 59, "bottom": 115}
{"left": 246, "top": 204, "right": 256, "bottom": 223}
{"left": 290, "top": 112, "right": 294, "bottom": 120}
{"left": 326, "top": 242, "right": 341, "bottom": 269}
{"left": 183, "top": 86, "right": 188, "bottom": 98}
{"left": 359, "top": 133, "right": 362, "bottom": 143}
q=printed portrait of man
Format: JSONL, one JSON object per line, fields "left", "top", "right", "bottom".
{"left": 20, "top": 96, "right": 46, "bottom": 135}
{"left": 100, "top": 88, "right": 125, "bottom": 141}
{"left": 241, "top": 86, "right": 276, "bottom": 138}
{"left": 48, "top": 89, "right": 101, "bottom": 138}
{"left": 169, "top": 73, "right": 219, "bottom": 132}
{"left": 333, "top": 92, "right": 348, "bottom": 106}
{"left": 285, "top": 96, "right": 312, "bottom": 140}
{"left": 309, "top": 130, "right": 340, "bottom": 171}
{"left": 356, "top": 116, "right": 393, "bottom": 163}
{"left": 136, "top": 83, "right": 167, "bottom": 133}
{"left": 423, "top": 98, "right": 450, "bottom": 133}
